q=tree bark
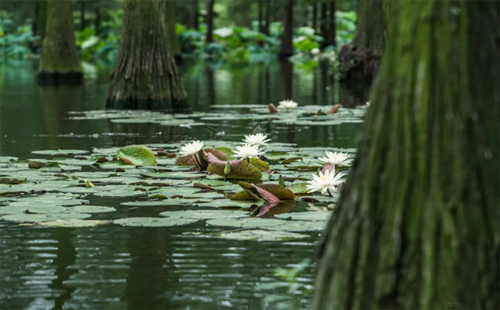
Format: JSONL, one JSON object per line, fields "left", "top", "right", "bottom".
{"left": 94, "top": 7, "right": 101, "bottom": 34}
{"left": 312, "top": 1, "right": 500, "bottom": 309}
{"left": 327, "top": 0, "right": 336, "bottom": 46}
{"left": 79, "top": 1, "right": 85, "bottom": 31}
{"left": 164, "top": 0, "right": 181, "bottom": 63}
{"left": 338, "top": 0, "right": 385, "bottom": 85}
{"left": 193, "top": 0, "right": 199, "bottom": 30}
{"left": 37, "top": 0, "right": 82, "bottom": 85}
{"left": 278, "top": 0, "right": 294, "bottom": 60}
{"left": 263, "top": 0, "right": 270, "bottom": 36}
{"left": 107, "top": 0, "right": 188, "bottom": 112}
{"left": 312, "top": 3, "right": 317, "bottom": 33}
{"left": 206, "top": 0, "right": 215, "bottom": 43}
{"left": 320, "top": 1, "right": 327, "bottom": 44}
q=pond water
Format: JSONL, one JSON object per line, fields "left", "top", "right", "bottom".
{"left": 0, "top": 60, "right": 365, "bottom": 310}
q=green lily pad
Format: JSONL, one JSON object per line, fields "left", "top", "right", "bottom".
{"left": 248, "top": 158, "right": 270, "bottom": 172}
{"left": 32, "top": 149, "right": 89, "bottom": 156}
{"left": 117, "top": 145, "right": 157, "bottom": 166}
{"left": 1, "top": 212, "right": 91, "bottom": 223}
{"left": 113, "top": 217, "right": 199, "bottom": 227}
{"left": 159, "top": 210, "right": 248, "bottom": 219}
{"left": 286, "top": 182, "right": 310, "bottom": 194}
{"left": 215, "top": 229, "right": 309, "bottom": 241}
{"left": 274, "top": 212, "right": 332, "bottom": 221}
{"left": 206, "top": 218, "right": 285, "bottom": 229}
{"left": 66, "top": 205, "right": 116, "bottom": 213}
{"left": 194, "top": 199, "right": 264, "bottom": 209}
{"left": 121, "top": 198, "right": 207, "bottom": 206}
{"left": 36, "top": 219, "right": 111, "bottom": 227}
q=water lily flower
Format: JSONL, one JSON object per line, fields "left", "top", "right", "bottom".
{"left": 232, "top": 144, "right": 264, "bottom": 160}
{"left": 179, "top": 140, "right": 204, "bottom": 157}
{"left": 306, "top": 169, "right": 345, "bottom": 196}
{"left": 366, "top": 101, "right": 371, "bottom": 106}
{"left": 243, "top": 133, "right": 270, "bottom": 146}
{"left": 277, "top": 99, "right": 298, "bottom": 111}
{"left": 318, "top": 151, "right": 353, "bottom": 167}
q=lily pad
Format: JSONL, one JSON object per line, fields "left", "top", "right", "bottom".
{"left": 66, "top": 205, "right": 116, "bottom": 213}
{"left": 274, "top": 212, "right": 332, "bottom": 221}
{"left": 36, "top": 219, "right": 111, "bottom": 227}
{"left": 286, "top": 182, "right": 310, "bottom": 194}
{"left": 159, "top": 210, "right": 247, "bottom": 219}
{"left": 206, "top": 218, "right": 285, "bottom": 229}
{"left": 113, "top": 217, "right": 199, "bottom": 227}
{"left": 215, "top": 229, "right": 309, "bottom": 241}
{"left": 1, "top": 212, "right": 91, "bottom": 223}
{"left": 206, "top": 153, "right": 262, "bottom": 180}
{"left": 32, "top": 149, "right": 89, "bottom": 156}
{"left": 194, "top": 199, "right": 264, "bottom": 209}
{"left": 116, "top": 145, "right": 157, "bottom": 166}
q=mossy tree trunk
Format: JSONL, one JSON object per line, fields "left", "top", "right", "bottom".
{"left": 37, "top": 0, "right": 82, "bottom": 85}
{"left": 279, "top": 0, "right": 294, "bottom": 60}
{"left": 312, "top": 1, "right": 500, "bottom": 309}
{"left": 338, "top": 0, "right": 385, "bottom": 85}
{"left": 31, "top": 0, "right": 47, "bottom": 52}
{"left": 206, "top": 0, "right": 215, "bottom": 44}
{"left": 163, "top": 0, "right": 181, "bottom": 63}
{"left": 107, "top": 0, "right": 188, "bottom": 111}
{"left": 193, "top": 0, "right": 199, "bottom": 30}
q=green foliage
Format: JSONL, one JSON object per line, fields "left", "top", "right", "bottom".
{"left": 0, "top": 13, "right": 38, "bottom": 61}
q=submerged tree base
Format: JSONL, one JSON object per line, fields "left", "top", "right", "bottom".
{"left": 106, "top": 98, "right": 190, "bottom": 112}
{"left": 338, "top": 44, "right": 380, "bottom": 86}
{"left": 37, "top": 71, "right": 83, "bottom": 85}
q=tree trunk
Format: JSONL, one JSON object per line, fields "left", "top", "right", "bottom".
{"left": 37, "top": 0, "right": 82, "bottom": 85}
{"left": 107, "top": 0, "right": 188, "bottom": 112}
{"left": 278, "top": 0, "right": 294, "bottom": 60}
{"left": 193, "top": 0, "right": 199, "bottom": 30}
{"left": 94, "top": 7, "right": 101, "bottom": 34}
{"left": 338, "top": 0, "right": 385, "bottom": 85}
{"left": 258, "top": 0, "right": 263, "bottom": 32}
{"left": 263, "top": 0, "right": 270, "bottom": 36}
{"left": 31, "top": 0, "right": 47, "bottom": 52}
{"left": 164, "top": 0, "right": 181, "bottom": 63}
{"left": 312, "top": 3, "right": 317, "bottom": 33}
{"left": 312, "top": 1, "right": 500, "bottom": 309}
{"left": 206, "top": 0, "right": 215, "bottom": 43}
{"left": 79, "top": 1, "right": 85, "bottom": 31}
{"left": 327, "top": 0, "right": 336, "bottom": 46}
{"left": 320, "top": 1, "right": 327, "bottom": 45}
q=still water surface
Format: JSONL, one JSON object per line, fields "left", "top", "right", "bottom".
{"left": 0, "top": 60, "right": 364, "bottom": 310}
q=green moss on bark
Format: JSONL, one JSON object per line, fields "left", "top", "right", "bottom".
{"left": 38, "top": 0, "right": 82, "bottom": 85}
{"left": 107, "top": 0, "right": 188, "bottom": 112}
{"left": 313, "top": 1, "right": 500, "bottom": 309}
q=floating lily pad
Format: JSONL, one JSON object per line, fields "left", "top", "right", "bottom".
{"left": 1, "top": 212, "right": 91, "bottom": 223}
{"left": 215, "top": 229, "right": 309, "bottom": 241}
{"left": 206, "top": 153, "right": 262, "bottom": 180}
{"left": 274, "top": 212, "right": 331, "bottom": 221}
{"left": 117, "top": 145, "right": 157, "bottom": 166}
{"left": 32, "top": 149, "right": 89, "bottom": 156}
{"left": 286, "top": 182, "right": 310, "bottom": 194}
{"left": 121, "top": 198, "right": 206, "bottom": 207}
{"left": 113, "top": 217, "right": 199, "bottom": 227}
{"left": 194, "top": 199, "right": 264, "bottom": 209}
{"left": 66, "top": 205, "right": 116, "bottom": 213}
{"left": 36, "top": 219, "right": 111, "bottom": 227}
{"left": 206, "top": 218, "right": 285, "bottom": 229}
{"left": 159, "top": 210, "right": 247, "bottom": 219}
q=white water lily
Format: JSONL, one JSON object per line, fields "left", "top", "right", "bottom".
{"left": 243, "top": 133, "right": 270, "bottom": 146}
{"left": 232, "top": 144, "right": 264, "bottom": 160}
{"left": 179, "top": 140, "right": 204, "bottom": 157}
{"left": 306, "top": 170, "right": 345, "bottom": 195}
{"left": 277, "top": 99, "right": 298, "bottom": 111}
{"left": 318, "top": 151, "right": 353, "bottom": 167}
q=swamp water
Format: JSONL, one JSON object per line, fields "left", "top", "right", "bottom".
{"left": 0, "top": 61, "right": 366, "bottom": 310}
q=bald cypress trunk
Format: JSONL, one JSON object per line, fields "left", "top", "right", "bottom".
{"left": 206, "top": 0, "right": 215, "bottom": 44}
{"left": 279, "top": 0, "right": 294, "bottom": 60}
{"left": 37, "top": 0, "right": 82, "bottom": 85}
{"left": 312, "top": 1, "right": 500, "bottom": 309}
{"left": 107, "top": 0, "right": 187, "bottom": 111}
{"left": 338, "top": 0, "right": 385, "bottom": 85}
{"left": 164, "top": 0, "right": 181, "bottom": 63}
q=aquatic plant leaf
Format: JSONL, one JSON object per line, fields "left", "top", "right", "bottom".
{"left": 215, "top": 147, "right": 235, "bottom": 160}
{"left": 274, "top": 212, "right": 332, "bottom": 221}
{"left": 159, "top": 210, "right": 247, "bottom": 219}
{"left": 36, "top": 219, "right": 111, "bottom": 227}
{"left": 116, "top": 145, "right": 157, "bottom": 166}
{"left": 66, "top": 205, "right": 116, "bottom": 213}
{"left": 248, "top": 158, "right": 270, "bottom": 171}
{"left": 254, "top": 183, "right": 295, "bottom": 199}
{"left": 113, "top": 217, "right": 199, "bottom": 227}
{"left": 32, "top": 149, "right": 89, "bottom": 156}
{"left": 286, "top": 182, "right": 310, "bottom": 195}
{"left": 194, "top": 199, "right": 264, "bottom": 209}
{"left": 1, "top": 212, "right": 91, "bottom": 223}
{"left": 231, "top": 189, "right": 261, "bottom": 201}
{"left": 176, "top": 154, "right": 198, "bottom": 165}
{"left": 206, "top": 218, "right": 285, "bottom": 229}
{"left": 206, "top": 153, "right": 262, "bottom": 180}
{"left": 253, "top": 186, "right": 280, "bottom": 202}
{"left": 215, "top": 229, "right": 308, "bottom": 241}
{"left": 121, "top": 198, "right": 206, "bottom": 207}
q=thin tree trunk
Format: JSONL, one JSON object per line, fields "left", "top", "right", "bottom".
{"left": 278, "top": 0, "right": 294, "bottom": 60}
{"left": 94, "top": 7, "right": 101, "bottom": 34}
{"left": 263, "top": 0, "right": 270, "bottom": 36}
{"left": 338, "top": 0, "right": 385, "bottom": 85}
{"left": 80, "top": 1, "right": 85, "bottom": 30}
{"left": 313, "top": 1, "right": 500, "bottom": 309}
{"left": 194, "top": 0, "right": 199, "bottom": 30}
{"left": 107, "top": 0, "right": 188, "bottom": 111}
{"left": 206, "top": 0, "right": 215, "bottom": 43}
{"left": 164, "top": 0, "right": 181, "bottom": 63}
{"left": 328, "top": 0, "right": 336, "bottom": 46}
{"left": 258, "top": 0, "right": 263, "bottom": 33}
{"left": 320, "top": 1, "right": 327, "bottom": 45}
{"left": 38, "top": 0, "right": 82, "bottom": 85}
{"left": 312, "top": 3, "right": 317, "bottom": 33}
